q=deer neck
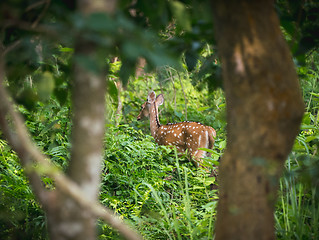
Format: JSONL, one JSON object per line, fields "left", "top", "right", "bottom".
{"left": 149, "top": 102, "right": 161, "bottom": 138}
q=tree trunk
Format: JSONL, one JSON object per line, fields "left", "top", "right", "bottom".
{"left": 45, "top": 1, "right": 116, "bottom": 239}
{"left": 45, "top": 50, "right": 106, "bottom": 240}
{"left": 211, "top": 1, "right": 304, "bottom": 239}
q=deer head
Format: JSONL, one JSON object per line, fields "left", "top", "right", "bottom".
{"left": 137, "top": 91, "right": 216, "bottom": 167}
{"left": 137, "top": 91, "right": 163, "bottom": 121}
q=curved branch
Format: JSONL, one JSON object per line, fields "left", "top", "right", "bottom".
{"left": 0, "top": 58, "right": 142, "bottom": 240}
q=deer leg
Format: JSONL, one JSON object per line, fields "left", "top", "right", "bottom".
{"left": 192, "top": 149, "right": 207, "bottom": 168}
{"left": 193, "top": 149, "right": 206, "bottom": 159}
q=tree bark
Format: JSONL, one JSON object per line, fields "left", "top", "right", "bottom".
{"left": 1, "top": 1, "right": 141, "bottom": 239}
{"left": 44, "top": 1, "right": 116, "bottom": 239}
{"left": 0, "top": 54, "right": 141, "bottom": 240}
{"left": 211, "top": 1, "right": 304, "bottom": 239}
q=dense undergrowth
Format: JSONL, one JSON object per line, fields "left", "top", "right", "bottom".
{"left": 99, "top": 125, "right": 219, "bottom": 239}
{"left": 1, "top": 59, "right": 319, "bottom": 239}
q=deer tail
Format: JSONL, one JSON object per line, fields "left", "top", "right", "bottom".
{"left": 207, "top": 127, "right": 216, "bottom": 150}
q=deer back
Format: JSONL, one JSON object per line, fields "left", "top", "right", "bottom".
{"left": 155, "top": 121, "right": 215, "bottom": 157}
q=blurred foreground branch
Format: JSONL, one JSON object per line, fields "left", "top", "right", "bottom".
{"left": 0, "top": 57, "right": 142, "bottom": 240}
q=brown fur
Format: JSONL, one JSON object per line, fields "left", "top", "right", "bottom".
{"left": 137, "top": 91, "right": 216, "bottom": 167}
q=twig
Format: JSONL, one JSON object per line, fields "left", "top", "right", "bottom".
{"left": 306, "top": 47, "right": 318, "bottom": 59}
{"left": 1, "top": 20, "right": 60, "bottom": 40}
{"left": 2, "top": 40, "right": 22, "bottom": 57}
{"left": 26, "top": 0, "right": 48, "bottom": 12}
{"left": 30, "top": 0, "right": 51, "bottom": 29}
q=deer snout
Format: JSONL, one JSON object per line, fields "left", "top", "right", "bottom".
{"left": 137, "top": 115, "right": 142, "bottom": 121}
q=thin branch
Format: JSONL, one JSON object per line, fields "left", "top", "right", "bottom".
{"left": 26, "top": 0, "right": 48, "bottom": 12}
{"left": 31, "top": 0, "right": 51, "bottom": 29}
{"left": 1, "top": 20, "right": 60, "bottom": 40}
{"left": 2, "top": 40, "right": 22, "bottom": 57}
{"left": 306, "top": 47, "right": 318, "bottom": 59}
{"left": 0, "top": 62, "right": 48, "bottom": 203}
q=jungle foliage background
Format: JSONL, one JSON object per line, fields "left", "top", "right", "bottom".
{"left": 0, "top": 0, "right": 319, "bottom": 239}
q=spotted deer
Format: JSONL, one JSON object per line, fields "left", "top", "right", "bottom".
{"left": 137, "top": 91, "right": 216, "bottom": 167}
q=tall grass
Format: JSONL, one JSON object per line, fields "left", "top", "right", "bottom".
{"left": 99, "top": 127, "right": 219, "bottom": 239}
{"left": 275, "top": 155, "right": 319, "bottom": 240}
{"left": 138, "top": 153, "right": 217, "bottom": 240}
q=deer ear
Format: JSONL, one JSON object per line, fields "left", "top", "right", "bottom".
{"left": 147, "top": 91, "right": 156, "bottom": 103}
{"left": 156, "top": 94, "right": 164, "bottom": 106}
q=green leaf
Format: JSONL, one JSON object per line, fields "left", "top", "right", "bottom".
{"left": 122, "top": 41, "right": 143, "bottom": 60}
{"left": 169, "top": 1, "right": 191, "bottom": 32}
{"left": 74, "top": 54, "right": 100, "bottom": 74}
{"left": 86, "top": 13, "right": 116, "bottom": 33}
{"left": 281, "top": 20, "right": 296, "bottom": 38}
{"left": 108, "top": 80, "right": 118, "bottom": 104}
{"left": 305, "top": 136, "right": 316, "bottom": 142}
{"left": 119, "top": 60, "right": 135, "bottom": 86}
{"left": 16, "top": 88, "right": 38, "bottom": 110}
{"left": 36, "top": 71, "right": 55, "bottom": 101}
{"left": 302, "top": 112, "right": 312, "bottom": 125}
{"left": 218, "top": 103, "right": 226, "bottom": 109}
{"left": 54, "top": 88, "right": 68, "bottom": 106}
{"left": 185, "top": 50, "right": 198, "bottom": 71}
{"left": 198, "top": 106, "right": 209, "bottom": 111}
{"left": 310, "top": 92, "right": 319, "bottom": 98}
{"left": 219, "top": 140, "right": 226, "bottom": 150}
{"left": 174, "top": 110, "right": 183, "bottom": 119}
{"left": 59, "top": 47, "right": 74, "bottom": 53}
{"left": 39, "top": 119, "right": 61, "bottom": 136}
{"left": 204, "top": 177, "right": 216, "bottom": 186}
{"left": 198, "top": 147, "right": 214, "bottom": 153}
{"left": 202, "top": 201, "right": 218, "bottom": 210}
{"left": 300, "top": 124, "right": 317, "bottom": 130}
